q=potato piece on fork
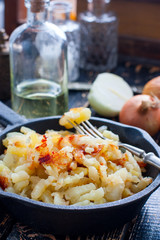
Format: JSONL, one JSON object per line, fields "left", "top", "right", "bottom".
{"left": 59, "top": 107, "right": 91, "bottom": 129}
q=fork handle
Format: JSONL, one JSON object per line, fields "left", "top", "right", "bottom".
{"left": 144, "top": 153, "right": 160, "bottom": 170}
{"left": 119, "top": 143, "right": 145, "bottom": 158}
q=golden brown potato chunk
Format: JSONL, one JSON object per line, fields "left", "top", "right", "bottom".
{"left": 59, "top": 107, "right": 91, "bottom": 129}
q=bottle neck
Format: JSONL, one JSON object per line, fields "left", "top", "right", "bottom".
{"left": 52, "top": 11, "right": 70, "bottom": 22}
{"left": 25, "top": 0, "right": 49, "bottom": 25}
{"left": 27, "top": 8, "right": 48, "bottom": 25}
{"left": 88, "top": 0, "right": 110, "bottom": 16}
{"left": 49, "top": 1, "right": 72, "bottom": 23}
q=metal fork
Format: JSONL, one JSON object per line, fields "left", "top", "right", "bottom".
{"left": 68, "top": 120, "right": 160, "bottom": 170}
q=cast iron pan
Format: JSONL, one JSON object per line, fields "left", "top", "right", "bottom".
{"left": 0, "top": 102, "right": 160, "bottom": 234}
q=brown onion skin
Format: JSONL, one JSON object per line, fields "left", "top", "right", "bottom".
{"left": 142, "top": 76, "right": 160, "bottom": 99}
{"left": 119, "top": 94, "right": 160, "bottom": 136}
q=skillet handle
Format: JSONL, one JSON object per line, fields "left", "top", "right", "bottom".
{"left": 0, "top": 101, "right": 27, "bottom": 127}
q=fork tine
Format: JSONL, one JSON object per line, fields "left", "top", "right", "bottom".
{"left": 83, "top": 120, "right": 106, "bottom": 139}
{"left": 81, "top": 121, "right": 101, "bottom": 139}
{"left": 74, "top": 121, "right": 94, "bottom": 138}
{"left": 67, "top": 119, "right": 106, "bottom": 139}
{"left": 67, "top": 120, "right": 84, "bottom": 134}
{"left": 67, "top": 120, "right": 94, "bottom": 137}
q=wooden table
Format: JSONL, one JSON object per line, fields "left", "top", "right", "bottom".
{"left": 0, "top": 58, "right": 160, "bottom": 240}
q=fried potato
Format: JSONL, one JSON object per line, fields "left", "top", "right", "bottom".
{"left": 0, "top": 108, "right": 152, "bottom": 206}
{"left": 59, "top": 107, "right": 91, "bottom": 129}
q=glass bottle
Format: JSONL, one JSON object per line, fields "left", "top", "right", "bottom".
{"left": 79, "top": 0, "right": 118, "bottom": 72}
{"left": 9, "top": 0, "right": 68, "bottom": 119}
{"left": 0, "top": 0, "right": 4, "bottom": 28}
{"left": 49, "top": 1, "right": 80, "bottom": 82}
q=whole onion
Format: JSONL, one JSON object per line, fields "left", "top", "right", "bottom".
{"left": 142, "top": 76, "right": 160, "bottom": 99}
{"left": 119, "top": 94, "right": 160, "bottom": 136}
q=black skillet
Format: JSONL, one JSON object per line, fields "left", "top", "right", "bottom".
{"left": 0, "top": 102, "right": 160, "bottom": 235}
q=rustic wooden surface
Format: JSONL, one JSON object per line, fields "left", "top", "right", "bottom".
{"left": 0, "top": 59, "right": 160, "bottom": 239}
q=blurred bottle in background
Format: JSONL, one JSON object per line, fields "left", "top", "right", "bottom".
{"left": 64, "top": 0, "right": 77, "bottom": 20}
{"left": 79, "top": 0, "right": 118, "bottom": 72}
{"left": 49, "top": 1, "right": 80, "bottom": 82}
{"left": 0, "top": 0, "right": 4, "bottom": 29}
{"left": 9, "top": 0, "right": 68, "bottom": 119}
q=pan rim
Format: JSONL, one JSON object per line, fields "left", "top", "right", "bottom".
{"left": 0, "top": 115, "right": 159, "bottom": 211}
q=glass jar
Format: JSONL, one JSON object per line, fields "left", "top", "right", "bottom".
{"left": 9, "top": 0, "right": 68, "bottom": 119}
{"left": 49, "top": 1, "right": 80, "bottom": 81}
{"left": 79, "top": 0, "right": 118, "bottom": 72}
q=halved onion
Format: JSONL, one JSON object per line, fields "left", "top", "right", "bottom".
{"left": 88, "top": 73, "right": 133, "bottom": 117}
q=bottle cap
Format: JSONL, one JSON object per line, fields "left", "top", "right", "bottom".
{"left": 30, "top": 0, "right": 46, "bottom": 13}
